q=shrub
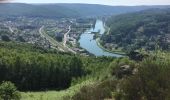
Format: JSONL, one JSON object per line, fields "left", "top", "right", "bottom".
{"left": 0, "top": 81, "right": 21, "bottom": 100}
{"left": 72, "top": 79, "right": 117, "bottom": 100}
{"left": 117, "top": 55, "right": 170, "bottom": 100}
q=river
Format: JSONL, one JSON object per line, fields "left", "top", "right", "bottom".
{"left": 79, "top": 20, "right": 122, "bottom": 57}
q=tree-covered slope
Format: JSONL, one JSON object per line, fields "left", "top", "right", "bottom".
{"left": 0, "top": 3, "right": 170, "bottom": 18}
{"left": 0, "top": 41, "right": 113, "bottom": 91}
{"left": 0, "top": 3, "right": 79, "bottom": 18}
{"left": 0, "top": 43, "right": 170, "bottom": 100}
{"left": 101, "top": 8, "right": 170, "bottom": 52}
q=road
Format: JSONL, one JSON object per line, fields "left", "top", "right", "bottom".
{"left": 63, "top": 25, "right": 71, "bottom": 47}
{"left": 8, "top": 26, "right": 14, "bottom": 33}
{"left": 5, "top": 25, "right": 14, "bottom": 33}
{"left": 39, "top": 26, "right": 76, "bottom": 54}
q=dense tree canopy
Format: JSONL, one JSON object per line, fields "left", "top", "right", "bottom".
{"left": 101, "top": 8, "right": 170, "bottom": 52}
{"left": 0, "top": 41, "right": 112, "bottom": 91}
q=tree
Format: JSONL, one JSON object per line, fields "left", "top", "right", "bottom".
{"left": 127, "top": 51, "right": 148, "bottom": 61}
{"left": 70, "top": 57, "right": 84, "bottom": 78}
{"left": 1, "top": 35, "right": 11, "bottom": 42}
{"left": 0, "top": 81, "right": 21, "bottom": 100}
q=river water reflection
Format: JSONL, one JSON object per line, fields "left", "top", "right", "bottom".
{"left": 79, "top": 20, "right": 122, "bottom": 57}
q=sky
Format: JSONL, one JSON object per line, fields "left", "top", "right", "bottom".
{"left": 7, "top": 0, "right": 170, "bottom": 6}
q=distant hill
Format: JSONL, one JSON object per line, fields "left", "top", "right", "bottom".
{"left": 0, "top": 3, "right": 170, "bottom": 18}
{"left": 101, "top": 8, "right": 170, "bottom": 52}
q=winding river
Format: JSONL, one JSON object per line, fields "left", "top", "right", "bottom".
{"left": 79, "top": 20, "right": 122, "bottom": 57}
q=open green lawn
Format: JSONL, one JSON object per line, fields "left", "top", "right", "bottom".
{"left": 22, "top": 91, "right": 67, "bottom": 100}
{"left": 21, "top": 79, "right": 95, "bottom": 100}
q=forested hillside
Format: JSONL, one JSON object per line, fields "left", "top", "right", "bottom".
{"left": 1, "top": 41, "right": 170, "bottom": 100}
{"left": 101, "top": 8, "right": 170, "bottom": 52}
{"left": 0, "top": 3, "right": 170, "bottom": 18}
{"left": 0, "top": 5, "right": 170, "bottom": 100}
{"left": 0, "top": 41, "right": 113, "bottom": 91}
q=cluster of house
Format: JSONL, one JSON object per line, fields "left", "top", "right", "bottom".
{"left": 0, "top": 16, "right": 51, "bottom": 49}
{"left": 0, "top": 16, "right": 96, "bottom": 55}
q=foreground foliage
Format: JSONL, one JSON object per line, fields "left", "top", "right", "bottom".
{"left": 72, "top": 52, "right": 170, "bottom": 100}
{"left": 0, "top": 41, "right": 112, "bottom": 91}
{"left": 117, "top": 54, "right": 170, "bottom": 100}
{"left": 1, "top": 41, "right": 170, "bottom": 100}
{"left": 0, "top": 81, "right": 21, "bottom": 100}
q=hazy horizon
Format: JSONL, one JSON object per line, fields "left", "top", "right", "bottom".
{"left": 7, "top": 0, "right": 170, "bottom": 6}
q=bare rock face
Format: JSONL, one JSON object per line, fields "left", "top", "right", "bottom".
{"left": 120, "top": 65, "right": 130, "bottom": 70}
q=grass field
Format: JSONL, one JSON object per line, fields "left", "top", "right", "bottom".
{"left": 21, "top": 79, "right": 95, "bottom": 100}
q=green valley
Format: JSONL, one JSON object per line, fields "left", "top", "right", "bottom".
{"left": 0, "top": 3, "right": 170, "bottom": 100}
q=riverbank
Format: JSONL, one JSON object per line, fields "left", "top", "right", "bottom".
{"left": 79, "top": 19, "right": 123, "bottom": 57}
{"left": 97, "top": 22, "right": 126, "bottom": 55}
{"left": 96, "top": 38, "right": 126, "bottom": 55}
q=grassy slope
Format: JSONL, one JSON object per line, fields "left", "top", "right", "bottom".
{"left": 71, "top": 51, "right": 170, "bottom": 100}
{"left": 21, "top": 58, "right": 113, "bottom": 100}
{"left": 0, "top": 41, "right": 113, "bottom": 100}
{"left": 21, "top": 79, "right": 95, "bottom": 100}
